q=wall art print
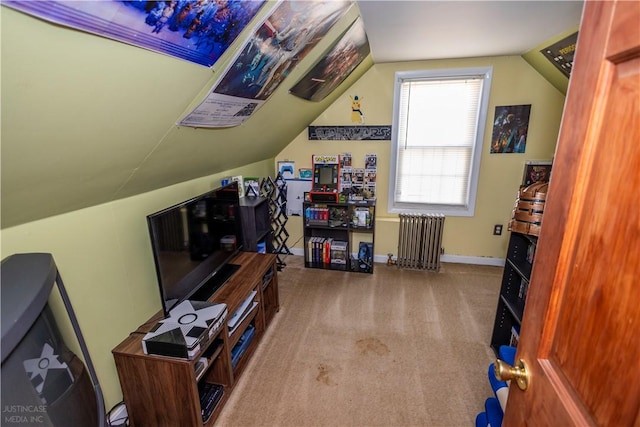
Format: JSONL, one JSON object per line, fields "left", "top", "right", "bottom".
{"left": 179, "top": 0, "right": 353, "bottom": 128}
{"left": 3, "top": 0, "right": 265, "bottom": 67}
{"left": 289, "top": 17, "right": 370, "bottom": 102}
{"left": 350, "top": 95, "right": 365, "bottom": 124}
{"left": 490, "top": 104, "right": 532, "bottom": 154}
{"left": 277, "top": 161, "right": 295, "bottom": 180}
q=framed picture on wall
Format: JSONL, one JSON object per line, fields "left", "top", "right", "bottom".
{"left": 244, "top": 177, "right": 260, "bottom": 197}
{"left": 299, "top": 169, "right": 313, "bottom": 180}
{"left": 278, "top": 161, "right": 296, "bottom": 179}
{"left": 522, "top": 160, "right": 552, "bottom": 186}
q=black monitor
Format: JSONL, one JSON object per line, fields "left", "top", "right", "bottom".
{"left": 146, "top": 182, "right": 243, "bottom": 317}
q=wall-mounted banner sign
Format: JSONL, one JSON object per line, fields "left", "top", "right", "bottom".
{"left": 179, "top": 0, "right": 352, "bottom": 128}
{"left": 540, "top": 32, "right": 578, "bottom": 78}
{"left": 308, "top": 126, "right": 392, "bottom": 141}
{"left": 289, "top": 17, "right": 370, "bottom": 102}
{"left": 3, "top": 0, "right": 265, "bottom": 68}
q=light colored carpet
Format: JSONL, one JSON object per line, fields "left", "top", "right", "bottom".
{"left": 215, "top": 256, "right": 501, "bottom": 427}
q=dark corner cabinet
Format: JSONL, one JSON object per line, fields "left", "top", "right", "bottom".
{"left": 303, "top": 200, "right": 375, "bottom": 274}
{"left": 490, "top": 231, "right": 538, "bottom": 355}
{"left": 239, "top": 196, "right": 273, "bottom": 254}
{"left": 112, "top": 252, "right": 279, "bottom": 427}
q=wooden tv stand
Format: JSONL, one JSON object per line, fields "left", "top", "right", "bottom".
{"left": 112, "top": 252, "right": 279, "bottom": 426}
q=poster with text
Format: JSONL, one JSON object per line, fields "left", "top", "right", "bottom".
{"left": 4, "top": 0, "right": 265, "bottom": 67}
{"left": 179, "top": 0, "right": 352, "bottom": 128}
{"left": 540, "top": 32, "right": 578, "bottom": 78}
{"left": 289, "top": 17, "right": 370, "bottom": 102}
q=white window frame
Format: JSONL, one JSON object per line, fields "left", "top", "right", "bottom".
{"left": 388, "top": 66, "right": 493, "bottom": 216}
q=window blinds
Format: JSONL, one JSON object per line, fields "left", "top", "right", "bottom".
{"left": 395, "top": 77, "right": 483, "bottom": 206}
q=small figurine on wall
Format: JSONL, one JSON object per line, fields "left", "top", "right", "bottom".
{"left": 350, "top": 95, "right": 365, "bottom": 124}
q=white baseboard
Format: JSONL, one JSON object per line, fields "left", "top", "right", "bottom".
{"left": 440, "top": 254, "right": 505, "bottom": 267}
{"left": 283, "top": 249, "right": 505, "bottom": 267}
{"left": 288, "top": 248, "right": 305, "bottom": 257}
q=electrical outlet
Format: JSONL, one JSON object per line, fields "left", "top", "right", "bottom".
{"left": 493, "top": 224, "right": 503, "bottom": 235}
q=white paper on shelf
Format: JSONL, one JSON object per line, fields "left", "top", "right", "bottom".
{"left": 228, "top": 290, "right": 257, "bottom": 330}
{"left": 228, "top": 301, "right": 258, "bottom": 336}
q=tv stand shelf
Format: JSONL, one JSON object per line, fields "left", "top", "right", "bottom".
{"left": 112, "top": 252, "right": 279, "bottom": 427}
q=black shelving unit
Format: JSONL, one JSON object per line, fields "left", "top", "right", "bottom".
{"left": 303, "top": 200, "right": 375, "bottom": 274}
{"left": 260, "top": 175, "right": 290, "bottom": 270}
{"left": 238, "top": 196, "right": 273, "bottom": 253}
{"left": 490, "top": 231, "right": 537, "bottom": 355}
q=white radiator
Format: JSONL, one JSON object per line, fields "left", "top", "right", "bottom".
{"left": 397, "top": 213, "right": 445, "bottom": 271}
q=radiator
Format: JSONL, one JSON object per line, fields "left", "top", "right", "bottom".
{"left": 397, "top": 213, "right": 445, "bottom": 271}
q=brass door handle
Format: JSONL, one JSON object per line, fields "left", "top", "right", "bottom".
{"left": 494, "top": 358, "right": 530, "bottom": 390}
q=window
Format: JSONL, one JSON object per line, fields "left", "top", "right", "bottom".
{"left": 388, "top": 67, "right": 492, "bottom": 216}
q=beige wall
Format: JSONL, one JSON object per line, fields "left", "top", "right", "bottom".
{"left": 277, "top": 56, "right": 565, "bottom": 263}
{"left": 0, "top": 159, "right": 273, "bottom": 410}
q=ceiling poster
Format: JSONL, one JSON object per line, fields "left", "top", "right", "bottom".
{"left": 3, "top": 0, "right": 266, "bottom": 67}
{"left": 289, "top": 16, "right": 370, "bottom": 102}
{"left": 178, "top": 0, "right": 353, "bottom": 128}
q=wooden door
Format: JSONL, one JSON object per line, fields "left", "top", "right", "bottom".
{"left": 502, "top": 1, "right": 640, "bottom": 425}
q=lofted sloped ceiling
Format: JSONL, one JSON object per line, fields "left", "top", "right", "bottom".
{"left": 0, "top": 1, "right": 582, "bottom": 229}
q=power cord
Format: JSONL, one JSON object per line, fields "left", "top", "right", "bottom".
{"left": 275, "top": 235, "right": 303, "bottom": 265}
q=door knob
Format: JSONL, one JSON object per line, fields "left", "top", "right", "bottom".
{"left": 494, "top": 358, "right": 530, "bottom": 391}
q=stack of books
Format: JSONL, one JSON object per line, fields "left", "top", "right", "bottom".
{"left": 307, "top": 238, "right": 349, "bottom": 264}
{"left": 304, "top": 206, "right": 329, "bottom": 225}
{"left": 307, "top": 237, "right": 330, "bottom": 264}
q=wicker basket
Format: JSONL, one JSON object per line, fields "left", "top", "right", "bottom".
{"left": 508, "top": 182, "right": 548, "bottom": 236}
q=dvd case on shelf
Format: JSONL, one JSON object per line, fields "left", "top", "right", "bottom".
{"left": 330, "top": 241, "right": 348, "bottom": 264}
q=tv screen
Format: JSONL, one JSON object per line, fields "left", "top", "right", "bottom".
{"left": 147, "top": 182, "right": 243, "bottom": 317}
{"left": 314, "top": 164, "right": 338, "bottom": 188}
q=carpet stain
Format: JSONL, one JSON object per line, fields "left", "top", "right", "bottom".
{"left": 356, "top": 337, "right": 390, "bottom": 356}
{"left": 316, "top": 363, "right": 337, "bottom": 386}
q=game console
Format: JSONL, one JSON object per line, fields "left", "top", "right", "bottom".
{"left": 142, "top": 300, "right": 227, "bottom": 359}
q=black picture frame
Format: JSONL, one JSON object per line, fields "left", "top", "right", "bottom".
{"left": 522, "top": 161, "right": 552, "bottom": 186}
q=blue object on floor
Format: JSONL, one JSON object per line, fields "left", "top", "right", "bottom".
{"left": 475, "top": 410, "right": 489, "bottom": 427}
{"left": 485, "top": 397, "right": 504, "bottom": 427}
{"left": 488, "top": 363, "right": 508, "bottom": 395}
{"left": 499, "top": 345, "right": 516, "bottom": 365}
{"left": 488, "top": 363, "right": 509, "bottom": 412}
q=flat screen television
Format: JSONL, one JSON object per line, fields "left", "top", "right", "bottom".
{"left": 147, "top": 181, "right": 244, "bottom": 317}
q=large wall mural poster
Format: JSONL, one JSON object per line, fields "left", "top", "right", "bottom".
{"left": 3, "top": 0, "right": 266, "bottom": 68}
{"left": 178, "top": 0, "right": 353, "bottom": 128}
{"left": 289, "top": 16, "right": 369, "bottom": 102}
